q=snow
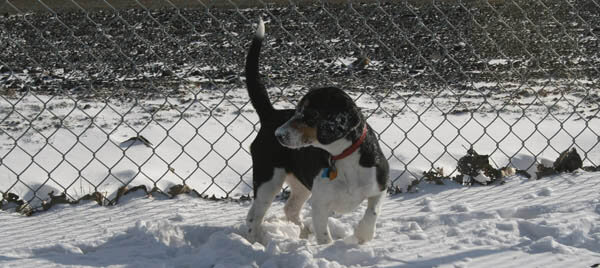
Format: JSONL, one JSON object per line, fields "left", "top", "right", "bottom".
{"left": 471, "top": 172, "right": 493, "bottom": 185}
{"left": 488, "top": 59, "right": 509, "bottom": 66}
{"left": 0, "top": 171, "right": 599, "bottom": 267}
{"left": 0, "top": 84, "right": 599, "bottom": 267}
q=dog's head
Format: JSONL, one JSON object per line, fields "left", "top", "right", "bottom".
{"left": 275, "top": 87, "right": 362, "bottom": 150}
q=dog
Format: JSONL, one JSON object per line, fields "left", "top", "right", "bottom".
{"left": 245, "top": 18, "right": 389, "bottom": 245}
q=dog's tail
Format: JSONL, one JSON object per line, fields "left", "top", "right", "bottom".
{"left": 245, "top": 18, "right": 274, "bottom": 121}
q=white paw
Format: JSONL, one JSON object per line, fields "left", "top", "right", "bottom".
{"left": 247, "top": 225, "right": 264, "bottom": 245}
{"left": 316, "top": 234, "right": 333, "bottom": 244}
{"left": 299, "top": 225, "right": 311, "bottom": 239}
{"left": 354, "top": 220, "right": 375, "bottom": 244}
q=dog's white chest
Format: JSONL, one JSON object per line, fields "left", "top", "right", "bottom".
{"left": 312, "top": 155, "right": 382, "bottom": 214}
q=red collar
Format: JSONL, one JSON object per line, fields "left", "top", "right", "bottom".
{"left": 331, "top": 125, "right": 368, "bottom": 161}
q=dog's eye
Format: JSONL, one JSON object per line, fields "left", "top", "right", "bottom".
{"left": 303, "top": 110, "right": 319, "bottom": 125}
{"left": 304, "top": 110, "right": 318, "bottom": 118}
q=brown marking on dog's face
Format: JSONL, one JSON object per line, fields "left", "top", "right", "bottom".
{"left": 290, "top": 119, "right": 318, "bottom": 144}
{"left": 276, "top": 114, "right": 319, "bottom": 148}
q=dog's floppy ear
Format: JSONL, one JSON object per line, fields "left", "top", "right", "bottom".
{"left": 316, "top": 109, "right": 361, "bottom": 145}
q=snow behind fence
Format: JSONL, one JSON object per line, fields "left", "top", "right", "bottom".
{"left": 0, "top": 0, "right": 599, "bottom": 211}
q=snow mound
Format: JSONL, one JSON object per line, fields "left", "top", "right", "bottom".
{"left": 527, "top": 236, "right": 573, "bottom": 254}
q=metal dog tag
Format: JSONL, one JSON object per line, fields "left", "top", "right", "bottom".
{"left": 321, "top": 166, "right": 338, "bottom": 180}
{"left": 328, "top": 166, "right": 338, "bottom": 180}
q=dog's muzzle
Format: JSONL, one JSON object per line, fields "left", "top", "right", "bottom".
{"left": 274, "top": 126, "right": 287, "bottom": 145}
{"left": 275, "top": 120, "right": 307, "bottom": 149}
{"left": 275, "top": 124, "right": 294, "bottom": 147}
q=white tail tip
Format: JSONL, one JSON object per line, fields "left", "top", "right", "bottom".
{"left": 256, "top": 17, "right": 265, "bottom": 39}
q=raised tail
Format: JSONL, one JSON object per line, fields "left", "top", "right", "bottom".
{"left": 245, "top": 18, "right": 274, "bottom": 121}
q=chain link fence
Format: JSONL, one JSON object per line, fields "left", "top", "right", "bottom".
{"left": 0, "top": 0, "right": 599, "bottom": 213}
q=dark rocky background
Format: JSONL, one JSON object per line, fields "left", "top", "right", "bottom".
{"left": 0, "top": 0, "right": 598, "bottom": 100}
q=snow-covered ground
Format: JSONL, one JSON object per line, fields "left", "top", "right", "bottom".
{"left": 1, "top": 83, "right": 599, "bottom": 267}
{"left": 0, "top": 169, "right": 599, "bottom": 267}
{"left": 1, "top": 83, "right": 599, "bottom": 206}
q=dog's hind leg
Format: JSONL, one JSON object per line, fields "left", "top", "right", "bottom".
{"left": 284, "top": 175, "right": 311, "bottom": 238}
{"left": 246, "top": 168, "right": 286, "bottom": 244}
{"left": 354, "top": 191, "right": 385, "bottom": 244}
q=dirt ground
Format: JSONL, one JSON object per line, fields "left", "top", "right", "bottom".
{"left": 0, "top": 0, "right": 361, "bottom": 14}
{"left": 0, "top": 0, "right": 501, "bottom": 14}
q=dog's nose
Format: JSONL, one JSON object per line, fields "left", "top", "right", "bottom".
{"left": 274, "top": 127, "right": 287, "bottom": 144}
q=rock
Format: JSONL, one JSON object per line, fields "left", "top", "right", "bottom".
{"left": 168, "top": 184, "right": 191, "bottom": 197}
{"left": 536, "top": 165, "right": 559, "bottom": 180}
{"left": 456, "top": 148, "right": 502, "bottom": 185}
{"left": 553, "top": 148, "right": 583, "bottom": 172}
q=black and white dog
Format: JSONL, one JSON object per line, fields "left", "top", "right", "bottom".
{"left": 245, "top": 18, "right": 389, "bottom": 245}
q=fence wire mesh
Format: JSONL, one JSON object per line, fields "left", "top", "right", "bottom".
{"left": 0, "top": 0, "right": 599, "bottom": 212}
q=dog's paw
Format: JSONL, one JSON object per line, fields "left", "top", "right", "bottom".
{"left": 354, "top": 220, "right": 375, "bottom": 244}
{"left": 246, "top": 225, "right": 264, "bottom": 245}
{"left": 299, "top": 225, "right": 311, "bottom": 239}
{"left": 316, "top": 233, "right": 333, "bottom": 244}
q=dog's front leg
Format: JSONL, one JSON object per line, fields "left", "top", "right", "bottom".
{"left": 354, "top": 191, "right": 384, "bottom": 244}
{"left": 311, "top": 196, "right": 333, "bottom": 244}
